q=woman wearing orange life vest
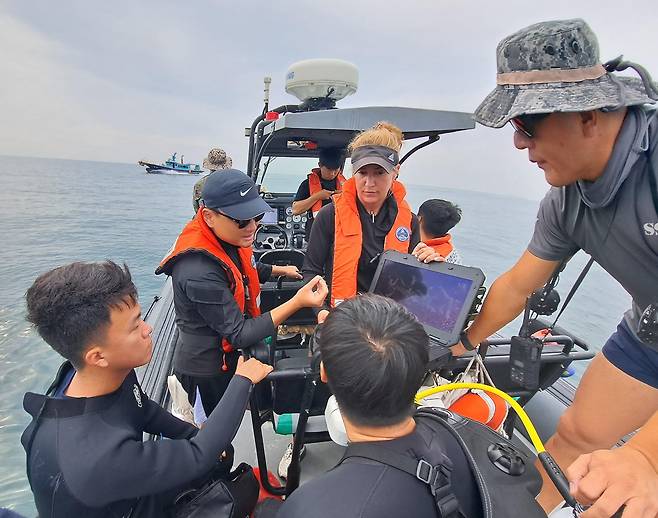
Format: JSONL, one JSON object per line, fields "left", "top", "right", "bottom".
{"left": 156, "top": 169, "right": 328, "bottom": 416}
{"left": 302, "top": 122, "right": 443, "bottom": 324}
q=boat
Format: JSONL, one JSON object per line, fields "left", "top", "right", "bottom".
{"left": 138, "top": 152, "right": 202, "bottom": 175}
{"left": 137, "top": 60, "right": 613, "bottom": 511}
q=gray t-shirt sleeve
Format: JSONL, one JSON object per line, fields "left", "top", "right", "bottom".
{"left": 527, "top": 188, "right": 580, "bottom": 261}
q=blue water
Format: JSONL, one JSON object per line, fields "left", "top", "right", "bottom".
{"left": 0, "top": 155, "right": 630, "bottom": 514}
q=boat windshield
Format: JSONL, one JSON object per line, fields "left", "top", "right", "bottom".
{"left": 259, "top": 157, "right": 352, "bottom": 194}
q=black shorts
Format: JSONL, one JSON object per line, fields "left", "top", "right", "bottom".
{"left": 602, "top": 319, "right": 658, "bottom": 389}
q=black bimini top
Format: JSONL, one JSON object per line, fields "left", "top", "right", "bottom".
{"left": 260, "top": 106, "right": 474, "bottom": 158}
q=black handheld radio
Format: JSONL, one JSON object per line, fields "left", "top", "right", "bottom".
{"left": 509, "top": 300, "right": 544, "bottom": 390}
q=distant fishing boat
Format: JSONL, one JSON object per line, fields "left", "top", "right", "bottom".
{"left": 138, "top": 153, "right": 202, "bottom": 175}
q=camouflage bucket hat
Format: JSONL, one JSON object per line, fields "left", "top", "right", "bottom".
{"left": 202, "top": 148, "right": 232, "bottom": 171}
{"left": 474, "top": 19, "right": 658, "bottom": 128}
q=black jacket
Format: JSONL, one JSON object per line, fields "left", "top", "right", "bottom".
{"left": 303, "top": 195, "right": 420, "bottom": 311}
{"left": 170, "top": 242, "right": 276, "bottom": 376}
{"left": 21, "top": 362, "right": 252, "bottom": 518}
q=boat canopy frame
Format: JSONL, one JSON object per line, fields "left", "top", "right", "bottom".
{"left": 246, "top": 105, "right": 475, "bottom": 185}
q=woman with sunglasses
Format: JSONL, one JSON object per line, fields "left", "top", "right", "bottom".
{"left": 157, "top": 169, "right": 328, "bottom": 418}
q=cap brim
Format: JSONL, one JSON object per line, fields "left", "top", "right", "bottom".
{"left": 474, "top": 75, "right": 656, "bottom": 128}
{"left": 351, "top": 156, "right": 395, "bottom": 173}
{"left": 220, "top": 196, "right": 273, "bottom": 220}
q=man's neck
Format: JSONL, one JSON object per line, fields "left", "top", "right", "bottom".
{"left": 345, "top": 416, "right": 416, "bottom": 443}
{"left": 65, "top": 366, "right": 130, "bottom": 398}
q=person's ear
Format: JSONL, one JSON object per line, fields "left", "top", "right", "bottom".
{"left": 84, "top": 346, "right": 109, "bottom": 368}
{"left": 320, "top": 361, "right": 328, "bottom": 384}
{"left": 201, "top": 208, "right": 214, "bottom": 227}
{"left": 580, "top": 110, "right": 598, "bottom": 138}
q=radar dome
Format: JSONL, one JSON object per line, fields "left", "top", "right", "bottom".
{"left": 285, "top": 59, "right": 358, "bottom": 104}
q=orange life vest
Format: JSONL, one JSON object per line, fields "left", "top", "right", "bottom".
{"left": 424, "top": 235, "right": 454, "bottom": 257}
{"left": 308, "top": 169, "right": 347, "bottom": 217}
{"left": 331, "top": 177, "right": 412, "bottom": 306}
{"left": 156, "top": 208, "right": 261, "bottom": 368}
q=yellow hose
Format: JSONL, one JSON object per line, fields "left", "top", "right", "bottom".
{"left": 415, "top": 382, "right": 546, "bottom": 454}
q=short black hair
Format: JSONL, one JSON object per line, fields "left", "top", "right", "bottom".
{"left": 418, "top": 199, "right": 462, "bottom": 238}
{"left": 318, "top": 148, "right": 345, "bottom": 170}
{"left": 26, "top": 261, "right": 137, "bottom": 368}
{"left": 318, "top": 294, "right": 429, "bottom": 427}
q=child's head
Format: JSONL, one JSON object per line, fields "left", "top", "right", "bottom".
{"left": 417, "top": 199, "right": 462, "bottom": 241}
{"left": 26, "top": 261, "right": 152, "bottom": 371}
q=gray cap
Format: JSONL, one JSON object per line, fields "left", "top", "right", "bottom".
{"left": 350, "top": 145, "right": 399, "bottom": 174}
{"left": 474, "top": 19, "right": 657, "bottom": 128}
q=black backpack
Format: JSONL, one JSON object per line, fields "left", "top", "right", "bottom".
{"left": 338, "top": 407, "right": 546, "bottom": 518}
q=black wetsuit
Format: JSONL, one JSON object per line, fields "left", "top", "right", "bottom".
{"left": 169, "top": 241, "right": 275, "bottom": 413}
{"left": 21, "top": 362, "right": 252, "bottom": 518}
{"left": 303, "top": 195, "right": 420, "bottom": 312}
{"left": 277, "top": 418, "right": 483, "bottom": 518}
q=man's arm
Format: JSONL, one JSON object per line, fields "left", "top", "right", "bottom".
{"left": 292, "top": 193, "right": 322, "bottom": 215}
{"left": 452, "top": 250, "right": 560, "bottom": 355}
{"left": 142, "top": 394, "right": 198, "bottom": 439}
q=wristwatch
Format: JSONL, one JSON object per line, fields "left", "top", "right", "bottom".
{"left": 459, "top": 330, "right": 477, "bottom": 351}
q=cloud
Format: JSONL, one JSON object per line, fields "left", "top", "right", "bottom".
{"left": 1, "top": 0, "right": 656, "bottom": 199}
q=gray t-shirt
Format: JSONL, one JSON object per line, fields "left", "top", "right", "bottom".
{"left": 528, "top": 107, "right": 658, "bottom": 349}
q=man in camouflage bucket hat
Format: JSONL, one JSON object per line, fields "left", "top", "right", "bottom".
{"left": 192, "top": 148, "right": 234, "bottom": 214}
{"left": 458, "top": 19, "right": 658, "bottom": 516}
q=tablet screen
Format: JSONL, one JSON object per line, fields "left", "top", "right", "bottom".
{"left": 372, "top": 260, "right": 474, "bottom": 334}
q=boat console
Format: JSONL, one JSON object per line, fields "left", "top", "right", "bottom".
{"left": 255, "top": 192, "right": 308, "bottom": 252}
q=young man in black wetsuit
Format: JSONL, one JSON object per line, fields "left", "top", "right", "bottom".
{"left": 277, "top": 295, "right": 483, "bottom": 518}
{"left": 21, "top": 261, "right": 272, "bottom": 518}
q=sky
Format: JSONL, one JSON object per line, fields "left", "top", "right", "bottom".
{"left": 2, "top": 1, "right": 657, "bottom": 200}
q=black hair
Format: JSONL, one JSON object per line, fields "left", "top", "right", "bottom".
{"left": 25, "top": 261, "right": 137, "bottom": 368}
{"left": 318, "top": 294, "right": 429, "bottom": 427}
{"left": 418, "top": 199, "right": 462, "bottom": 238}
{"left": 318, "top": 148, "right": 346, "bottom": 170}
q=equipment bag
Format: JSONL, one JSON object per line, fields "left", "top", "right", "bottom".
{"left": 339, "top": 407, "right": 546, "bottom": 518}
{"left": 170, "top": 462, "right": 259, "bottom": 518}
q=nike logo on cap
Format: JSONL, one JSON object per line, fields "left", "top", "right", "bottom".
{"left": 240, "top": 186, "right": 253, "bottom": 197}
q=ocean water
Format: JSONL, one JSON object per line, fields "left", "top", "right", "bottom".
{"left": 0, "top": 155, "right": 630, "bottom": 515}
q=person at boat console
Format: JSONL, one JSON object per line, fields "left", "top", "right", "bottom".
{"left": 302, "top": 122, "right": 442, "bottom": 324}
{"left": 418, "top": 198, "right": 463, "bottom": 264}
{"left": 459, "top": 19, "right": 658, "bottom": 517}
{"left": 21, "top": 261, "right": 273, "bottom": 518}
{"left": 292, "top": 147, "right": 347, "bottom": 241}
{"left": 157, "top": 169, "right": 328, "bottom": 417}
{"left": 278, "top": 295, "right": 497, "bottom": 518}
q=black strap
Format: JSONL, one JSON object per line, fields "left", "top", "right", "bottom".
{"left": 647, "top": 148, "right": 658, "bottom": 216}
{"left": 549, "top": 256, "right": 595, "bottom": 331}
{"left": 340, "top": 443, "right": 462, "bottom": 518}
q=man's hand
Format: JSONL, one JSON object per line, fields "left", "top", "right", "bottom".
{"left": 568, "top": 446, "right": 658, "bottom": 517}
{"left": 234, "top": 356, "right": 273, "bottom": 384}
{"left": 293, "top": 275, "right": 328, "bottom": 308}
{"left": 315, "top": 189, "right": 334, "bottom": 201}
{"left": 317, "top": 309, "right": 330, "bottom": 324}
{"left": 412, "top": 242, "right": 445, "bottom": 264}
{"left": 275, "top": 265, "right": 303, "bottom": 280}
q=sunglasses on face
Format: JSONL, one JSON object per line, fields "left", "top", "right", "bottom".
{"left": 216, "top": 211, "right": 265, "bottom": 229}
{"left": 509, "top": 113, "right": 551, "bottom": 138}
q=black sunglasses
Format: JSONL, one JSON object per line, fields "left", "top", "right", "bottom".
{"left": 217, "top": 211, "right": 265, "bottom": 229}
{"left": 509, "top": 113, "right": 551, "bottom": 138}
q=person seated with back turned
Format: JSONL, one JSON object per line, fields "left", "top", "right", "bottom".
{"left": 21, "top": 261, "right": 273, "bottom": 518}
{"left": 292, "top": 147, "right": 347, "bottom": 241}
{"left": 276, "top": 294, "right": 483, "bottom": 518}
{"left": 418, "top": 199, "right": 463, "bottom": 264}
{"left": 157, "top": 169, "right": 327, "bottom": 418}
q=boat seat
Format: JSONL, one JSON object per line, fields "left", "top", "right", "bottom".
{"left": 271, "top": 356, "right": 332, "bottom": 415}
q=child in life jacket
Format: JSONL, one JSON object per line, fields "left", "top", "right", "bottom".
{"left": 418, "top": 199, "right": 462, "bottom": 264}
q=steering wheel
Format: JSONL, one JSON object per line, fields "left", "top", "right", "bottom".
{"left": 254, "top": 225, "right": 289, "bottom": 250}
